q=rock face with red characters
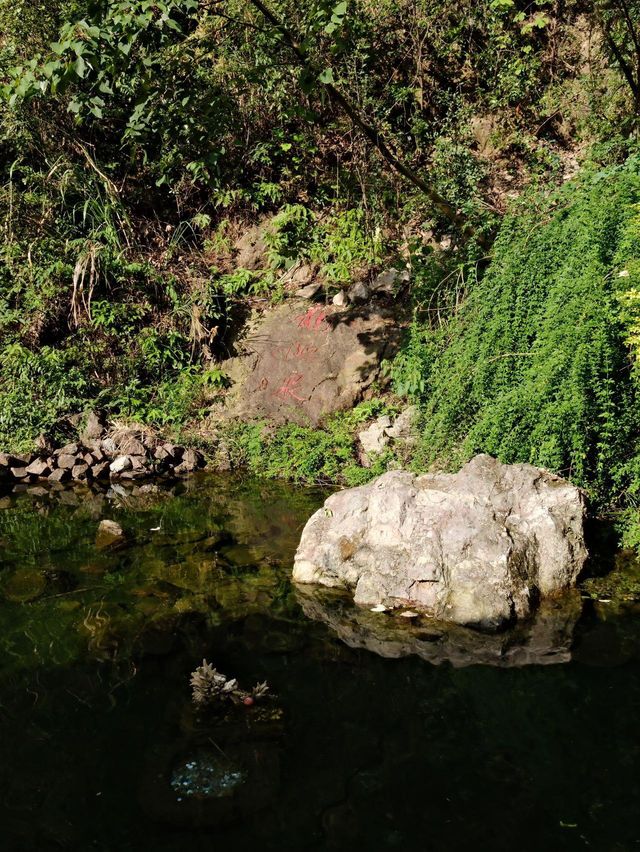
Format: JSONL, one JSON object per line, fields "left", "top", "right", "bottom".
{"left": 217, "top": 299, "right": 404, "bottom": 425}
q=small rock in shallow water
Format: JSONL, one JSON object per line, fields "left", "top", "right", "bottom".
{"left": 95, "top": 519, "right": 126, "bottom": 550}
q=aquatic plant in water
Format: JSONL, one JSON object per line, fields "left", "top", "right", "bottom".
{"left": 190, "top": 659, "right": 270, "bottom": 707}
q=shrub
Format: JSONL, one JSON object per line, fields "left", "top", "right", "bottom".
{"left": 409, "top": 158, "right": 640, "bottom": 507}
{"left": 222, "top": 399, "right": 400, "bottom": 485}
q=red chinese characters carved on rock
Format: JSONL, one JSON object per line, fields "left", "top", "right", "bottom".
{"left": 295, "top": 306, "right": 328, "bottom": 331}
{"left": 275, "top": 372, "right": 306, "bottom": 402}
{"left": 283, "top": 342, "right": 319, "bottom": 362}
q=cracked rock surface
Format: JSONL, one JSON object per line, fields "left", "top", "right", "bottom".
{"left": 293, "top": 454, "right": 588, "bottom": 628}
{"left": 215, "top": 299, "right": 404, "bottom": 426}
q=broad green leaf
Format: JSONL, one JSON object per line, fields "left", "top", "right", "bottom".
{"left": 163, "top": 17, "right": 182, "bottom": 32}
{"left": 332, "top": 1, "right": 347, "bottom": 19}
{"left": 318, "top": 68, "right": 334, "bottom": 84}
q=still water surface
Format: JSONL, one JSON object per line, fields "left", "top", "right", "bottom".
{"left": 0, "top": 474, "right": 639, "bottom": 851}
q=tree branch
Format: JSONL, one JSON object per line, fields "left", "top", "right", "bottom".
{"left": 603, "top": 19, "right": 640, "bottom": 107}
{"left": 245, "top": 0, "right": 487, "bottom": 246}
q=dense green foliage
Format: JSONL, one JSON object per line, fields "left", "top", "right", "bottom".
{"left": 220, "top": 399, "right": 403, "bottom": 486}
{"left": 3, "top": 0, "right": 604, "bottom": 212}
{"left": 3, "top": 0, "right": 640, "bottom": 545}
{"left": 398, "top": 161, "right": 640, "bottom": 510}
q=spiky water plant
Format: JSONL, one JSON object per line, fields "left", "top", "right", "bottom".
{"left": 189, "top": 659, "right": 270, "bottom": 707}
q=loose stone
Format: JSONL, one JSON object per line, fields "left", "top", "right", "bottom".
{"left": 110, "top": 456, "right": 133, "bottom": 475}
{"left": 25, "top": 459, "right": 51, "bottom": 478}
{"left": 95, "top": 519, "right": 126, "bottom": 550}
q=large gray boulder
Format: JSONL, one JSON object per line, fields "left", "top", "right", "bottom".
{"left": 293, "top": 455, "right": 588, "bottom": 628}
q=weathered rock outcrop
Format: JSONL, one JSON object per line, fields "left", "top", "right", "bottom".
{"left": 293, "top": 455, "right": 588, "bottom": 627}
{"left": 215, "top": 300, "right": 404, "bottom": 426}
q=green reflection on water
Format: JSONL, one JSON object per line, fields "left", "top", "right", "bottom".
{"left": 0, "top": 474, "right": 325, "bottom": 677}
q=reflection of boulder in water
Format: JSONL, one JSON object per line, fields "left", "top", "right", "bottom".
{"left": 296, "top": 587, "right": 583, "bottom": 667}
{"left": 571, "top": 600, "right": 640, "bottom": 667}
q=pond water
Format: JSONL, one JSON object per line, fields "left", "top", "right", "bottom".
{"left": 0, "top": 474, "right": 639, "bottom": 851}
